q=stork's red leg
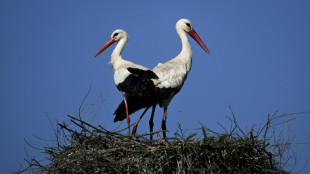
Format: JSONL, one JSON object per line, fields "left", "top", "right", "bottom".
{"left": 161, "top": 106, "right": 167, "bottom": 139}
{"left": 123, "top": 96, "right": 130, "bottom": 135}
{"left": 132, "top": 106, "right": 150, "bottom": 135}
{"left": 149, "top": 105, "right": 156, "bottom": 140}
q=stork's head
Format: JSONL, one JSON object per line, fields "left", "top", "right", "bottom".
{"left": 176, "top": 18, "right": 193, "bottom": 33}
{"left": 94, "top": 29, "right": 128, "bottom": 57}
{"left": 176, "top": 18, "right": 210, "bottom": 55}
{"left": 110, "top": 29, "right": 128, "bottom": 42}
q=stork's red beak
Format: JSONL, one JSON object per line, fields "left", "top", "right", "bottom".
{"left": 94, "top": 38, "right": 116, "bottom": 57}
{"left": 188, "top": 29, "right": 210, "bottom": 55}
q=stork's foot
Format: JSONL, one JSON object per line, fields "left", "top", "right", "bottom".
{"left": 127, "top": 121, "right": 131, "bottom": 136}
{"left": 162, "top": 131, "right": 167, "bottom": 139}
{"left": 161, "top": 117, "right": 167, "bottom": 139}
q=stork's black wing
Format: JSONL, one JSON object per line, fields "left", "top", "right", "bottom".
{"left": 114, "top": 95, "right": 158, "bottom": 122}
{"left": 127, "top": 67, "right": 159, "bottom": 79}
{"left": 116, "top": 74, "right": 159, "bottom": 97}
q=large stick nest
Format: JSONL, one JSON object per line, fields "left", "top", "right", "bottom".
{"left": 16, "top": 109, "right": 302, "bottom": 174}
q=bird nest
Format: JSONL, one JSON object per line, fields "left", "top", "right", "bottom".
{"left": 16, "top": 109, "right": 301, "bottom": 174}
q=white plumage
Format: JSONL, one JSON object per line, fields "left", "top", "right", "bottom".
{"left": 95, "top": 29, "right": 160, "bottom": 135}
{"left": 114, "top": 19, "right": 210, "bottom": 139}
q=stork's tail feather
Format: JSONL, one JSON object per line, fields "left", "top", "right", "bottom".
{"left": 113, "top": 96, "right": 158, "bottom": 122}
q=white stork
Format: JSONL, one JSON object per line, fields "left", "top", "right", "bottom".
{"left": 94, "top": 29, "right": 160, "bottom": 135}
{"left": 114, "top": 19, "right": 210, "bottom": 139}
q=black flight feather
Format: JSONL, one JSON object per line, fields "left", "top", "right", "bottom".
{"left": 127, "top": 67, "right": 159, "bottom": 79}
{"left": 116, "top": 74, "right": 158, "bottom": 97}
{"left": 114, "top": 95, "right": 159, "bottom": 122}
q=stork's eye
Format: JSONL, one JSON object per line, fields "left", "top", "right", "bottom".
{"left": 185, "top": 23, "right": 191, "bottom": 28}
{"left": 113, "top": 33, "right": 119, "bottom": 38}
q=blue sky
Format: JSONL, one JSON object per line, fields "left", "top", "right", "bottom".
{"left": 1, "top": 0, "right": 310, "bottom": 173}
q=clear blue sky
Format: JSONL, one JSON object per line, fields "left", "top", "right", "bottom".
{"left": 1, "top": 0, "right": 310, "bottom": 173}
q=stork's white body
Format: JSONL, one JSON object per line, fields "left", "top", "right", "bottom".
{"left": 153, "top": 23, "right": 193, "bottom": 108}
{"left": 95, "top": 29, "right": 160, "bottom": 135}
{"left": 113, "top": 19, "right": 210, "bottom": 138}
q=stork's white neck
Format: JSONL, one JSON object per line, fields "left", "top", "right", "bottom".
{"left": 111, "top": 37, "right": 128, "bottom": 71}
{"left": 178, "top": 30, "right": 191, "bottom": 53}
{"left": 176, "top": 27, "right": 193, "bottom": 72}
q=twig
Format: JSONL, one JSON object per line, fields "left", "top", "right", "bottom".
{"left": 78, "top": 81, "right": 92, "bottom": 120}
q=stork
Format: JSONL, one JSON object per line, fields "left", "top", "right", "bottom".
{"left": 114, "top": 19, "right": 210, "bottom": 139}
{"left": 94, "top": 29, "right": 160, "bottom": 135}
